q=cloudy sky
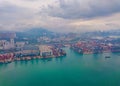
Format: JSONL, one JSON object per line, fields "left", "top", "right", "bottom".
{"left": 0, "top": 0, "right": 120, "bottom": 32}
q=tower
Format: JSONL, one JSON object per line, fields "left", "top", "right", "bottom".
{"left": 10, "top": 38, "right": 15, "bottom": 48}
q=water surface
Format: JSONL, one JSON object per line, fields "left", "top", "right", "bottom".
{"left": 0, "top": 48, "right": 120, "bottom": 86}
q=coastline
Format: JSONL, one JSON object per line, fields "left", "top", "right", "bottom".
{"left": 0, "top": 54, "right": 66, "bottom": 64}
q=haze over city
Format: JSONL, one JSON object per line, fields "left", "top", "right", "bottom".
{"left": 1, "top": 0, "right": 120, "bottom": 86}
{"left": 0, "top": 0, "right": 120, "bottom": 32}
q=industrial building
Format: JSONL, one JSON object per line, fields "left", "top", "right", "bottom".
{"left": 39, "top": 45, "right": 53, "bottom": 57}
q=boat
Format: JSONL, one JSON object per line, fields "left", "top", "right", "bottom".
{"left": 105, "top": 56, "right": 111, "bottom": 58}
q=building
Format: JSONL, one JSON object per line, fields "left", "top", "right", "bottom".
{"left": 16, "top": 42, "right": 26, "bottom": 49}
{"left": 15, "top": 45, "right": 40, "bottom": 58}
{"left": 39, "top": 45, "right": 53, "bottom": 57}
{"left": 0, "top": 40, "right": 15, "bottom": 50}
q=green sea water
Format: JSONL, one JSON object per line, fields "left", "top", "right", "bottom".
{"left": 0, "top": 47, "right": 120, "bottom": 86}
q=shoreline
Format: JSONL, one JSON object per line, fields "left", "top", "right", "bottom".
{"left": 71, "top": 48, "right": 119, "bottom": 55}
{"left": 0, "top": 55, "right": 66, "bottom": 64}
{"left": 73, "top": 51, "right": 120, "bottom": 55}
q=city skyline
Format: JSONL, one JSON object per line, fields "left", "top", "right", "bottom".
{"left": 0, "top": 0, "right": 120, "bottom": 32}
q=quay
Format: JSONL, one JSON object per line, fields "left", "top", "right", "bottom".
{"left": 71, "top": 41, "right": 120, "bottom": 54}
{"left": 0, "top": 45, "right": 66, "bottom": 64}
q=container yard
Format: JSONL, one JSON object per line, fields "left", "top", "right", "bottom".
{"left": 71, "top": 41, "right": 120, "bottom": 54}
{"left": 0, "top": 53, "right": 14, "bottom": 63}
{"left": 0, "top": 45, "right": 66, "bottom": 64}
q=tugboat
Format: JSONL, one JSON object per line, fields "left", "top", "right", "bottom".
{"left": 105, "top": 56, "right": 111, "bottom": 58}
{"left": 104, "top": 53, "right": 111, "bottom": 58}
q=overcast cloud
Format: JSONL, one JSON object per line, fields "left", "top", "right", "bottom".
{"left": 0, "top": 0, "right": 120, "bottom": 32}
{"left": 43, "top": 0, "right": 120, "bottom": 19}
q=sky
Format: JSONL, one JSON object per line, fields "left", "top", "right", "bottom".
{"left": 0, "top": 0, "right": 120, "bottom": 33}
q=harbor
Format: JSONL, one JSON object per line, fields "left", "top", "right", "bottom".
{"left": 71, "top": 40, "right": 120, "bottom": 54}
{"left": 0, "top": 45, "right": 66, "bottom": 64}
{"left": 0, "top": 0, "right": 120, "bottom": 85}
{"left": 0, "top": 47, "right": 120, "bottom": 86}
